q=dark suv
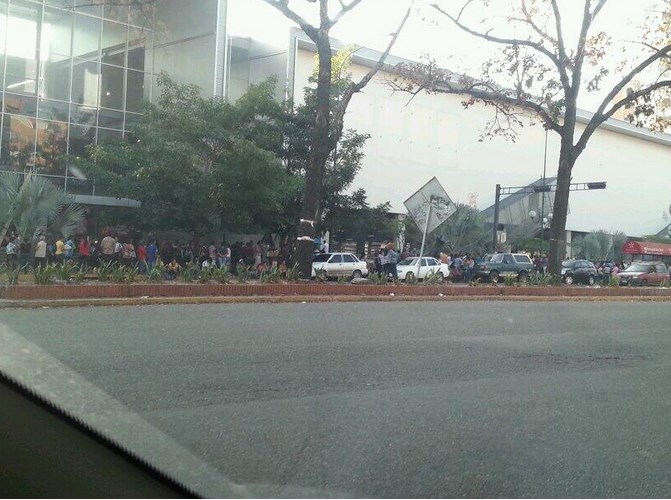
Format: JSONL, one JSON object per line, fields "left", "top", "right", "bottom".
{"left": 474, "top": 253, "right": 534, "bottom": 283}
{"left": 561, "top": 260, "right": 598, "bottom": 285}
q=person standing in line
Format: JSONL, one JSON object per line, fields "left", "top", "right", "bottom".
{"left": 379, "top": 245, "right": 390, "bottom": 279}
{"left": 64, "top": 237, "right": 75, "bottom": 261}
{"left": 78, "top": 236, "right": 90, "bottom": 269}
{"left": 100, "top": 233, "right": 116, "bottom": 263}
{"left": 54, "top": 236, "right": 66, "bottom": 265}
{"left": 146, "top": 240, "right": 158, "bottom": 270}
{"left": 121, "top": 240, "right": 136, "bottom": 268}
{"left": 386, "top": 242, "right": 399, "bottom": 281}
{"left": 34, "top": 235, "right": 48, "bottom": 268}
{"left": 5, "top": 236, "right": 18, "bottom": 269}
{"left": 208, "top": 241, "right": 218, "bottom": 267}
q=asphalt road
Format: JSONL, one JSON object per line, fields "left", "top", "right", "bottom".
{"left": 2, "top": 301, "right": 671, "bottom": 498}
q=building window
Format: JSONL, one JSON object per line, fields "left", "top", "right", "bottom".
{"left": 71, "top": 59, "right": 100, "bottom": 106}
{"left": 73, "top": 14, "right": 101, "bottom": 61}
{"left": 5, "top": 0, "right": 41, "bottom": 95}
{"left": 0, "top": 113, "right": 37, "bottom": 170}
{"left": 97, "top": 107, "right": 123, "bottom": 129}
{"left": 35, "top": 119, "right": 68, "bottom": 174}
{"left": 100, "top": 63, "right": 124, "bottom": 110}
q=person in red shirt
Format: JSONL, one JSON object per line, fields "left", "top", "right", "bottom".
{"left": 78, "top": 237, "right": 91, "bottom": 269}
{"left": 136, "top": 241, "right": 147, "bottom": 274}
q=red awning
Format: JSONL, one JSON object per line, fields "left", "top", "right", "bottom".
{"left": 622, "top": 240, "right": 671, "bottom": 257}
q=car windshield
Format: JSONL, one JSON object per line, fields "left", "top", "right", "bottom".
{"left": 398, "top": 258, "right": 418, "bottom": 266}
{"left": 312, "top": 253, "right": 331, "bottom": 262}
{"left": 561, "top": 260, "right": 576, "bottom": 268}
{"left": 625, "top": 264, "right": 652, "bottom": 273}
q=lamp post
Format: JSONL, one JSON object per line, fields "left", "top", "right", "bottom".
{"left": 528, "top": 210, "right": 553, "bottom": 256}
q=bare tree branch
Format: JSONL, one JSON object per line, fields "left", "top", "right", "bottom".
{"left": 519, "top": 0, "right": 558, "bottom": 47}
{"left": 549, "top": 0, "right": 572, "bottom": 92}
{"left": 430, "top": 2, "right": 568, "bottom": 88}
{"left": 263, "top": 0, "right": 319, "bottom": 40}
{"left": 330, "top": 2, "right": 413, "bottom": 145}
{"left": 575, "top": 78, "right": 671, "bottom": 156}
{"left": 330, "top": 0, "right": 365, "bottom": 26}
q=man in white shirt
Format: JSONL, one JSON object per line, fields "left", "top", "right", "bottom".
{"left": 34, "top": 235, "right": 47, "bottom": 268}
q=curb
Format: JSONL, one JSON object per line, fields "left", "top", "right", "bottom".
{"left": 2, "top": 294, "right": 671, "bottom": 309}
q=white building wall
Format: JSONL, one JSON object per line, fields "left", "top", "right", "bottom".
{"left": 291, "top": 48, "right": 671, "bottom": 237}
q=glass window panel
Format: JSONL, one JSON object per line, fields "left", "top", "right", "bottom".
{"left": 73, "top": 14, "right": 101, "bottom": 61}
{"left": 74, "top": 0, "right": 101, "bottom": 17}
{"left": 1, "top": 114, "right": 37, "bottom": 170}
{"left": 39, "top": 53, "right": 71, "bottom": 101}
{"left": 38, "top": 99, "right": 69, "bottom": 122}
{"left": 127, "top": 46, "right": 145, "bottom": 71}
{"left": 68, "top": 123, "right": 95, "bottom": 157}
{"left": 0, "top": 0, "right": 7, "bottom": 85}
{"left": 100, "top": 64, "right": 124, "bottom": 110}
{"left": 45, "top": 0, "right": 74, "bottom": 8}
{"left": 97, "top": 108, "right": 123, "bottom": 129}
{"left": 102, "top": 50, "right": 124, "bottom": 67}
{"left": 42, "top": 7, "right": 73, "bottom": 58}
{"left": 4, "top": 93, "right": 37, "bottom": 117}
{"left": 125, "top": 69, "right": 145, "bottom": 113}
{"left": 97, "top": 127, "right": 122, "bottom": 143}
{"left": 128, "top": 3, "right": 155, "bottom": 29}
{"left": 69, "top": 103, "right": 97, "bottom": 126}
{"left": 5, "top": 0, "right": 40, "bottom": 95}
{"left": 104, "top": 3, "right": 128, "bottom": 24}
{"left": 124, "top": 111, "right": 141, "bottom": 130}
{"left": 102, "top": 19, "right": 127, "bottom": 64}
{"left": 71, "top": 59, "right": 99, "bottom": 106}
{"left": 35, "top": 119, "right": 68, "bottom": 174}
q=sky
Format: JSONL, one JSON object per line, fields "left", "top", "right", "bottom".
{"left": 227, "top": 0, "right": 664, "bottom": 112}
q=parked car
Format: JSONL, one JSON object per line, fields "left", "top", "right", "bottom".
{"left": 561, "top": 259, "right": 598, "bottom": 285}
{"left": 311, "top": 252, "right": 369, "bottom": 279}
{"left": 474, "top": 253, "right": 534, "bottom": 283}
{"left": 397, "top": 257, "right": 450, "bottom": 282}
{"left": 617, "top": 261, "right": 670, "bottom": 286}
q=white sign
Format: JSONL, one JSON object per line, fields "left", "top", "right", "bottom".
{"left": 404, "top": 177, "right": 456, "bottom": 234}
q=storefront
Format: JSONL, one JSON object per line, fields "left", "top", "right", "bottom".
{"left": 622, "top": 240, "right": 671, "bottom": 264}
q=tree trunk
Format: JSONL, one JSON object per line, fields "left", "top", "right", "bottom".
{"left": 296, "top": 34, "right": 333, "bottom": 278}
{"left": 548, "top": 146, "right": 575, "bottom": 276}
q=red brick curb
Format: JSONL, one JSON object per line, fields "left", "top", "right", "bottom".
{"left": 1, "top": 282, "right": 671, "bottom": 300}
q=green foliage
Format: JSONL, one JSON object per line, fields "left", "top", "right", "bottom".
{"left": 211, "top": 266, "right": 233, "bottom": 284}
{"left": 6, "top": 265, "right": 25, "bottom": 286}
{"left": 435, "top": 203, "right": 489, "bottom": 255}
{"left": 235, "top": 264, "right": 251, "bottom": 283}
{"left": 527, "top": 273, "right": 560, "bottom": 286}
{"left": 145, "top": 261, "right": 165, "bottom": 283}
{"left": 73, "top": 270, "right": 86, "bottom": 284}
{"left": 423, "top": 270, "right": 444, "bottom": 285}
{"left": 469, "top": 277, "right": 482, "bottom": 287}
{"left": 368, "top": 272, "right": 388, "bottom": 285}
{"left": 124, "top": 265, "right": 139, "bottom": 283}
{"left": 572, "top": 230, "right": 628, "bottom": 261}
{"left": 285, "top": 264, "right": 300, "bottom": 282}
{"left": 32, "top": 265, "right": 56, "bottom": 285}
{"left": 0, "top": 172, "right": 85, "bottom": 243}
{"left": 197, "top": 267, "right": 213, "bottom": 283}
{"left": 110, "top": 265, "right": 128, "bottom": 283}
{"left": 179, "top": 263, "right": 199, "bottom": 283}
{"left": 337, "top": 274, "right": 349, "bottom": 284}
{"left": 96, "top": 261, "right": 115, "bottom": 282}
{"left": 503, "top": 274, "right": 518, "bottom": 286}
{"left": 260, "top": 267, "right": 283, "bottom": 284}
{"left": 55, "top": 261, "right": 77, "bottom": 282}
{"left": 404, "top": 271, "right": 417, "bottom": 284}
{"left": 609, "top": 276, "right": 622, "bottom": 287}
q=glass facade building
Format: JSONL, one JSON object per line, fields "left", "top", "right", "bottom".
{"left": 0, "top": 0, "right": 153, "bottom": 177}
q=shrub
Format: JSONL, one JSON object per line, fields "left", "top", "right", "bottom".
{"left": 55, "top": 261, "right": 77, "bottom": 282}
{"left": 503, "top": 274, "right": 518, "bottom": 286}
{"left": 423, "top": 270, "right": 443, "bottom": 285}
{"left": 145, "top": 262, "right": 165, "bottom": 283}
{"left": 236, "top": 264, "right": 251, "bottom": 283}
{"left": 124, "top": 265, "right": 139, "bottom": 283}
{"left": 32, "top": 265, "right": 56, "bottom": 285}
{"left": 527, "top": 273, "right": 560, "bottom": 286}
{"left": 337, "top": 274, "right": 349, "bottom": 284}
{"left": 110, "top": 265, "right": 127, "bottom": 283}
{"left": 286, "top": 264, "right": 300, "bottom": 282}
{"left": 7, "top": 265, "right": 26, "bottom": 285}
{"left": 97, "top": 261, "right": 115, "bottom": 282}
{"left": 260, "top": 267, "right": 282, "bottom": 283}
{"left": 180, "top": 264, "right": 199, "bottom": 283}
{"left": 211, "top": 266, "right": 233, "bottom": 284}
{"left": 659, "top": 279, "right": 671, "bottom": 288}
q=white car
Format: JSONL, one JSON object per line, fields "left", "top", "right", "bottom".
{"left": 311, "top": 252, "right": 369, "bottom": 279}
{"left": 396, "top": 257, "right": 450, "bottom": 282}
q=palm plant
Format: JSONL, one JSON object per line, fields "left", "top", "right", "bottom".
{"left": 0, "top": 172, "right": 85, "bottom": 243}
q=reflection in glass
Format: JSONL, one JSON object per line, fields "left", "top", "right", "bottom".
{"left": 39, "top": 53, "right": 71, "bottom": 101}
{"left": 74, "top": 0, "right": 101, "bottom": 17}
{"left": 38, "top": 99, "right": 69, "bottom": 122}
{"left": 6, "top": 0, "right": 40, "bottom": 95}
{"left": 4, "top": 93, "right": 37, "bottom": 117}
{"left": 72, "top": 59, "right": 100, "bottom": 106}
{"left": 128, "top": 25, "right": 150, "bottom": 71}
{"left": 69, "top": 103, "right": 97, "bottom": 127}
{"left": 124, "top": 111, "right": 142, "bottom": 130}
{"left": 104, "top": 3, "right": 128, "bottom": 23}
{"left": 97, "top": 108, "right": 123, "bottom": 129}
{"left": 126, "top": 70, "right": 145, "bottom": 113}
{"left": 42, "top": 7, "right": 73, "bottom": 58}
{"left": 73, "top": 14, "right": 101, "bottom": 61}
{"left": 102, "top": 19, "right": 127, "bottom": 63}
{"left": 0, "top": 0, "right": 7, "bottom": 85}
{"left": 68, "top": 123, "right": 95, "bottom": 158}
{"left": 100, "top": 64, "right": 124, "bottom": 110}
{"left": 97, "top": 127, "right": 123, "bottom": 143}
{"left": 1, "top": 114, "right": 37, "bottom": 170}
{"left": 35, "top": 119, "right": 68, "bottom": 174}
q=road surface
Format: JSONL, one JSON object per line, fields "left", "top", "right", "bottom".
{"left": 2, "top": 301, "right": 671, "bottom": 497}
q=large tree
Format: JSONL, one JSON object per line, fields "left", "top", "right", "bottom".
{"left": 263, "top": 0, "right": 412, "bottom": 277}
{"left": 391, "top": 0, "right": 671, "bottom": 275}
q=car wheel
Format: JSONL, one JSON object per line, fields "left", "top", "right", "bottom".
{"left": 518, "top": 271, "right": 528, "bottom": 284}
{"left": 489, "top": 270, "right": 499, "bottom": 283}
{"left": 587, "top": 275, "right": 595, "bottom": 286}
{"left": 405, "top": 271, "right": 416, "bottom": 283}
{"left": 564, "top": 274, "right": 574, "bottom": 285}
{"left": 352, "top": 270, "right": 363, "bottom": 279}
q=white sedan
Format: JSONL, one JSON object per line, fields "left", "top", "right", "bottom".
{"left": 397, "top": 257, "right": 450, "bottom": 282}
{"left": 311, "top": 252, "right": 369, "bottom": 279}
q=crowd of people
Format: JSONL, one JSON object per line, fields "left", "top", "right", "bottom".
{"left": 2, "top": 233, "right": 296, "bottom": 278}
